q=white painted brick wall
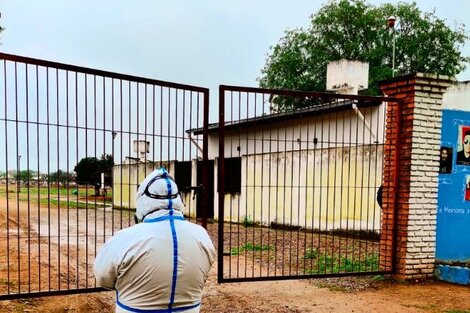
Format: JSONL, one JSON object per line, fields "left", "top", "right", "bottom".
{"left": 404, "top": 76, "right": 453, "bottom": 276}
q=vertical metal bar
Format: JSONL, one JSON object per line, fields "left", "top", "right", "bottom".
{"left": 353, "top": 100, "right": 361, "bottom": 271}
{"left": 282, "top": 104, "right": 288, "bottom": 276}
{"left": 228, "top": 91, "right": 233, "bottom": 278}
{"left": 14, "top": 61, "right": 21, "bottom": 293}
{"left": 111, "top": 79, "right": 115, "bottom": 236}
{"left": 102, "top": 76, "right": 106, "bottom": 251}
{"left": 244, "top": 91, "right": 249, "bottom": 278}
{"left": 25, "top": 63, "right": 31, "bottom": 292}
{"left": 237, "top": 91, "right": 241, "bottom": 278}
{"left": 181, "top": 90, "right": 185, "bottom": 168}
{"left": 84, "top": 73, "right": 88, "bottom": 288}
{"left": 260, "top": 93, "right": 265, "bottom": 278}
{"left": 363, "top": 104, "right": 369, "bottom": 270}
{"left": 345, "top": 106, "right": 353, "bottom": 272}
{"left": 251, "top": 92, "right": 256, "bottom": 278}
{"left": 35, "top": 65, "right": 41, "bottom": 292}
{"left": 174, "top": 89, "right": 178, "bottom": 173}
{"left": 93, "top": 75, "right": 97, "bottom": 267}
{"left": 365, "top": 106, "right": 375, "bottom": 271}
{"left": 46, "top": 67, "right": 51, "bottom": 290}
{"left": 335, "top": 100, "right": 341, "bottom": 272}
{"left": 187, "top": 91, "right": 192, "bottom": 219}
{"left": 119, "top": 79, "right": 123, "bottom": 230}
{"left": 128, "top": 81, "right": 131, "bottom": 226}
{"left": 152, "top": 85, "right": 155, "bottom": 172}
{"left": 331, "top": 99, "right": 338, "bottom": 273}
{"left": 265, "top": 93, "right": 271, "bottom": 278}
{"left": 56, "top": 67, "right": 61, "bottom": 289}
{"left": 202, "top": 90, "right": 209, "bottom": 229}
{"left": 75, "top": 72, "right": 79, "bottom": 289}
{"left": 3, "top": 60, "right": 10, "bottom": 294}
{"left": 217, "top": 85, "right": 225, "bottom": 283}
{"left": 136, "top": 82, "right": 140, "bottom": 211}
{"left": 339, "top": 107, "right": 346, "bottom": 272}
{"left": 144, "top": 84, "right": 147, "bottom": 178}
{"left": 311, "top": 111, "right": 318, "bottom": 273}
{"left": 274, "top": 97, "right": 280, "bottom": 277}
{"left": 160, "top": 86, "right": 163, "bottom": 167}
{"left": 303, "top": 109, "right": 311, "bottom": 274}
{"left": 167, "top": 87, "right": 170, "bottom": 166}
{"left": 284, "top": 116, "right": 295, "bottom": 275}
{"left": 372, "top": 104, "right": 382, "bottom": 269}
{"left": 296, "top": 112, "right": 302, "bottom": 274}
{"left": 318, "top": 103, "right": 324, "bottom": 274}
{"left": 325, "top": 101, "right": 332, "bottom": 274}
{"left": 66, "top": 70, "right": 70, "bottom": 289}
{"left": 358, "top": 102, "right": 367, "bottom": 271}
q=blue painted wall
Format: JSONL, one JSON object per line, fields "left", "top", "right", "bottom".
{"left": 436, "top": 109, "right": 470, "bottom": 263}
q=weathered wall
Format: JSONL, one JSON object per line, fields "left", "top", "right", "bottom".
{"left": 214, "top": 145, "right": 383, "bottom": 232}
{"left": 112, "top": 162, "right": 174, "bottom": 209}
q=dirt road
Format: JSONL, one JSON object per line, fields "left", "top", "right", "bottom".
{"left": 0, "top": 270, "right": 469, "bottom": 312}
{"left": 0, "top": 192, "right": 468, "bottom": 312}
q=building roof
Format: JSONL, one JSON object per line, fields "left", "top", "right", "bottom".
{"left": 189, "top": 98, "right": 382, "bottom": 135}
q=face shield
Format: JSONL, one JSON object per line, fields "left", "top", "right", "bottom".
{"left": 134, "top": 168, "right": 185, "bottom": 223}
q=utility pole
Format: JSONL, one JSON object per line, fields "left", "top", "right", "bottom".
{"left": 387, "top": 16, "right": 397, "bottom": 77}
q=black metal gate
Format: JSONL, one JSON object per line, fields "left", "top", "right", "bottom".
{"left": 217, "top": 85, "right": 401, "bottom": 282}
{"left": 0, "top": 53, "right": 209, "bottom": 299}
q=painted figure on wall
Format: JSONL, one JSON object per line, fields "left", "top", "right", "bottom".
{"left": 439, "top": 147, "right": 452, "bottom": 173}
{"left": 456, "top": 126, "right": 470, "bottom": 165}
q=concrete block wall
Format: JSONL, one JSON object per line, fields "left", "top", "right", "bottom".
{"left": 379, "top": 73, "right": 455, "bottom": 279}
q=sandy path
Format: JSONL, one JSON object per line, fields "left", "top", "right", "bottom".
{"left": 0, "top": 194, "right": 468, "bottom": 312}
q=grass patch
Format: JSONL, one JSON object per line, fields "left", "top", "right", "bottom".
{"left": 18, "top": 197, "right": 104, "bottom": 210}
{"left": 230, "top": 243, "right": 273, "bottom": 256}
{"left": 304, "top": 248, "right": 319, "bottom": 259}
{"left": 0, "top": 278, "right": 16, "bottom": 287}
{"left": 46, "top": 198, "right": 101, "bottom": 210}
{"left": 0, "top": 186, "right": 110, "bottom": 198}
{"left": 305, "top": 253, "right": 379, "bottom": 274}
{"left": 241, "top": 215, "right": 255, "bottom": 227}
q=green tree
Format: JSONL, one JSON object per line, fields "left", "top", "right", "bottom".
{"left": 259, "top": 0, "right": 468, "bottom": 111}
{"left": 74, "top": 154, "right": 114, "bottom": 195}
{"left": 14, "top": 170, "right": 34, "bottom": 182}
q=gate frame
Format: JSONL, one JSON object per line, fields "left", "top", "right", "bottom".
{"left": 0, "top": 52, "right": 210, "bottom": 300}
{"left": 217, "top": 84, "right": 404, "bottom": 283}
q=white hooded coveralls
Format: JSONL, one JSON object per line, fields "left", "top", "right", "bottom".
{"left": 94, "top": 169, "right": 215, "bottom": 313}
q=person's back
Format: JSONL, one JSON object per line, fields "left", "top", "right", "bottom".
{"left": 94, "top": 169, "right": 215, "bottom": 312}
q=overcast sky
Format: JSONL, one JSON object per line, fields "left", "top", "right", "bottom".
{"left": 0, "top": 0, "right": 468, "bottom": 172}
{"left": 1, "top": 0, "right": 468, "bottom": 100}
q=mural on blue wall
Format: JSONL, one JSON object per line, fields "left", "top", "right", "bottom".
{"left": 437, "top": 110, "right": 470, "bottom": 263}
{"left": 456, "top": 125, "right": 470, "bottom": 165}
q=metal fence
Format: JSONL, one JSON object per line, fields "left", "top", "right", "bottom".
{"left": 217, "top": 85, "right": 401, "bottom": 282}
{"left": 0, "top": 53, "right": 209, "bottom": 299}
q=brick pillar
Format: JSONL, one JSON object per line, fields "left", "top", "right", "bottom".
{"left": 379, "top": 73, "right": 454, "bottom": 279}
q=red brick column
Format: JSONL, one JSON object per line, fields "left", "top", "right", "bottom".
{"left": 379, "top": 73, "right": 454, "bottom": 279}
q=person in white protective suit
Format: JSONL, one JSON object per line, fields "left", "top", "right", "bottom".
{"left": 94, "top": 168, "right": 216, "bottom": 313}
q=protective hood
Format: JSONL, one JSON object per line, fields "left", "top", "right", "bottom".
{"left": 135, "top": 168, "right": 184, "bottom": 222}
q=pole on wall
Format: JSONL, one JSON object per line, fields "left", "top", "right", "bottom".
{"left": 387, "top": 16, "right": 396, "bottom": 77}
